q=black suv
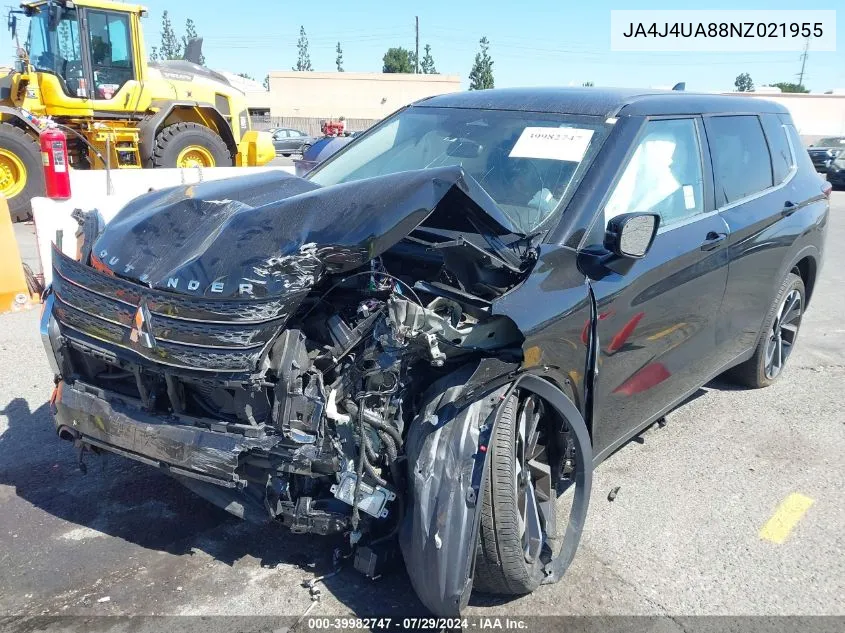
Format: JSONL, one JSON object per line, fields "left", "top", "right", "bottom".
{"left": 808, "top": 136, "right": 845, "bottom": 187}
{"left": 41, "top": 88, "right": 829, "bottom": 616}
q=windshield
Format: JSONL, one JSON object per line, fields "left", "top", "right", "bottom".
{"left": 817, "top": 137, "right": 845, "bottom": 147}
{"left": 308, "top": 106, "right": 610, "bottom": 233}
{"left": 26, "top": 4, "right": 85, "bottom": 97}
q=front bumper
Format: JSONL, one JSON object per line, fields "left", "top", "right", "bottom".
{"left": 52, "top": 379, "right": 280, "bottom": 487}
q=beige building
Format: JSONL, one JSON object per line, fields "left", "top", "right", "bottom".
{"left": 264, "top": 71, "right": 460, "bottom": 120}
{"left": 722, "top": 92, "right": 845, "bottom": 144}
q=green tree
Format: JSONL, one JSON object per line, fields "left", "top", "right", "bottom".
{"left": 582, "top": 81, "right": 594, "bottom": 87}
{"left": 236, "top": 72, "right": 255, "bottom": 81}
{"left": 734, "top": 72, "right": 754, "bottom": 92}
{"left": 157, "top": 10, "right": 183, "bottom": 60}
{"left": 182, "top": 18, "right": 205, "bottom": 65}
{"left": 420, "top": 44, "right": 437, "bottom": 74}
{"left": 468, "top": 37, "right": 494, "bottom": 90}
{"left": 263, "top": 75, "right": 270, "bottom": 90}
{"left": 293, "top": 26, "right": 313, "bottom": 71}
{"left": 336, "top": 42, "right": 344, "bottom": 72}
{"left": 382, "top": 47, "right": 415, "bottom": 73}
{"left": 768, "top": 82, "right": 809, "bottom": 93}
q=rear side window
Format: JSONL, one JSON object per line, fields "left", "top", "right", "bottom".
{"left": 706, "top": 115, "right": 773, "bottom": 206}
{"left": 760, "top": 114, "right": 795, "bottom": 184}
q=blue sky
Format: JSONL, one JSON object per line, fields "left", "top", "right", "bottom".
{"left": 3, "top": 0, "right": 843, "bottom": 92}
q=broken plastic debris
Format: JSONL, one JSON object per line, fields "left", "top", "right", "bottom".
{"left": 96, "top": 596, "right": 111, "bottom": 603}
{"left": 608, "top": 486, "right": 620, "bottom": 502}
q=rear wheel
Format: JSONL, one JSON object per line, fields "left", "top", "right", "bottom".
{"left": 726, "top": 272, "right": 804, "bottom": 388}
{"left": 0, "top": 123, "right": 45, "bottom": 221}
{"left": 151, "top": 122, "right": 231, "bottom": 169}
{"left": 474, "top": 394, "right": 555, "bottom": 595}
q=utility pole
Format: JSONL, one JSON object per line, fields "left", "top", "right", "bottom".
{"left": 797, "top": 36, "right": 810, "bottom": 86}
{"left": 415, "top": 16, "right": 419, "bottom": 74}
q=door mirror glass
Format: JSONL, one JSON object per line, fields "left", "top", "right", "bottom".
{"left": 604, "top": 212, "right": 660, "bottom": 258}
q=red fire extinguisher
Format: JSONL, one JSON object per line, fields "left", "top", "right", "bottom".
{"left": 40, "top": 126, "right": 72, "bottom": 200}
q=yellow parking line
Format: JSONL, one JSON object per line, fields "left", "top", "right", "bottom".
{"left": 647, "top": 322, "right": 686, "bottom": 341}
{"left": 759, "top": 493, "right": 814, "bottom": 544}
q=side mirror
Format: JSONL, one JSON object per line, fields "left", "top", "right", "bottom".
{"left": 604, "top": 213, "right": 660, "bottom": 259}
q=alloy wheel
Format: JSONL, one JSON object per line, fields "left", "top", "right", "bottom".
{"left": 514, "top": 395, "right": 555, "bottom": 564}
{"left": 764, "top": 288, "right": 802, "bottom": 380}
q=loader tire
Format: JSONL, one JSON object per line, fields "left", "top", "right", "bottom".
{"left": 151, "top": 122, "right": 232, "bottom": 169}
{"left": 0, "top": 123, "right": 45, "bottom": 222}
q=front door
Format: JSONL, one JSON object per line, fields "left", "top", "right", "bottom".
{"left": 83, "top": 8, "right": 137, "bottom": 103}
{"left": 586, "top": 117, "right": 731, "bottom": 458}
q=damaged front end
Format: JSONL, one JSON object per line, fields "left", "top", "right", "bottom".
{"left": 42, "top": 167, "right": 588, "bottom": 615}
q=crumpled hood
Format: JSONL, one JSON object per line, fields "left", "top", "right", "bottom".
{"left": 92, "top": 167, "right": 518, "bottom": 298}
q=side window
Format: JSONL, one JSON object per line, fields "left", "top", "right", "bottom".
{"left": 761, "top": 114, "right": 795, "bottom": 185}
{"left": 273, "top": 130, "right": 289, "bottom": 139}
{"left": 706, "top": 115, "right": 773, "bottom": 206}
{"left": 289, "top": 130, "right": 302, "bottom": 138}
{"left": 87, "top": 10, "right": 134, "bottom": 99}
{"left": 604, "top": 118, "right": 704, "bottom": 229}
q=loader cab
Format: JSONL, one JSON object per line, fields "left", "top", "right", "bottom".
{"left": 23, "top": 0, "right": 146, "bottom": 113}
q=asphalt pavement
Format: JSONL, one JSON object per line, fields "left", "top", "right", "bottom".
{"left": 1, "top": 194, "right": 843, "bottom": 626}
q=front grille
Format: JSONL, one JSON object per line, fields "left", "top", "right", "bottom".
{"left": 51, "top": 247, "right": 303, "bottom": 373}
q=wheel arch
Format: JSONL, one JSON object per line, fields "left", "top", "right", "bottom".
{"left": 792, "top": 253, "right": 817, "bottom": 309}
{"left": 0, "top": 106, "right": 41, "bottom": 138}
{"left": 139, "top": 101, "right": 236, "bottom": 166}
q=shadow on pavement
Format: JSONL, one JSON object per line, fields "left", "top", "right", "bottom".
{"left": 0, "top": 397, "right": 426, "bottom": 617}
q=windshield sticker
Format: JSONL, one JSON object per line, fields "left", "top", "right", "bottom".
{"left": 509, "top": 127, "right": 594, "bottom": 161}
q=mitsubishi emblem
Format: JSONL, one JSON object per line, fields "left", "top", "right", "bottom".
{"left": 129, "top": 302, "right": 156, "bottom": 349}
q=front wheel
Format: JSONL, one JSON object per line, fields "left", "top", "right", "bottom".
{"left": 473, "top": 394, "right": 555, "bottom": 595}
{"left": 151, "top": 122, "right": 232, "bottom": 169}
{"left": 726, "top": 272, "right": 805, "bottom": 388}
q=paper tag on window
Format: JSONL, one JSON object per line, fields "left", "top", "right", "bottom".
{"left": 683, "top": 185, "right": 696, "bottom": 210}
{"left": 509, "top": 127, "right": 594, "bottom": 162}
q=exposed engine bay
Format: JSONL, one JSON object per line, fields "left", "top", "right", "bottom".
{"left": 45, "top": 169, "right": 534, "bottom": 541}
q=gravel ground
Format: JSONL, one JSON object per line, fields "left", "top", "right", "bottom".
{"left": 1, "top": 193, "right": 843, "bottom": 629}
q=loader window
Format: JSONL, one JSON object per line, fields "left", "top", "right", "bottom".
{"left": 87, "top": 10, "right": 134, "bottom": 100}
{"left": 26, "top": 6, "right": 85, "bottom": 97}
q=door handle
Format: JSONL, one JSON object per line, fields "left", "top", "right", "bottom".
{"left": 781, "top": 201, "right": 797, "bottom": 217}
{"left": 700, "top": 231, "right": 727, "bottom": 251}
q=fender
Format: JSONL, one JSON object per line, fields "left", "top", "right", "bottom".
{"left": 0, "top": 106, "right": 42, "bottom": 135}
{"left": 400, "top": 363, "right": 593, "bottom": 616}
{"left": 138, "top": 100, "right": 237, "bottom": 166}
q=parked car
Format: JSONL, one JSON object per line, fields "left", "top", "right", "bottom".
{"left": 808, "top": 136, "right": 845, "bottom": 188}
{"left": 271, "top": 128, "right": 314, "bottom": 156}
{"left": 293, "top": 135, "right": 356, "bottom": 176}
{"left": 41, "top": 88, "right": 829, "bottom": 617}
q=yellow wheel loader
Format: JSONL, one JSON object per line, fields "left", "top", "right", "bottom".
{"left": 0, "top": 0, "right": 275, "bottom": 220}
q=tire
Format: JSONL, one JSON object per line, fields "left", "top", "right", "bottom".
{"left": 726, "top": 272, "right": 805, "bottom": 389}
{"left": 301, "top": 143, "right": 312, "bottom": 156}
{"left": 0, "top": 123, "right": 45, "bottom": 222}
{"left": 473, "top": 394, "right": 546, "bottom": 595}
{"left": 281, "top": 153, "right": 291, "bottom": 158}
{"left": 151, "top": 122, "right": 232, "bottom": 169}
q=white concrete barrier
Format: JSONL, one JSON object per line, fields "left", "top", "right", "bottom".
{"left": 33, "top": 165, "right": 295, "bottom": 285}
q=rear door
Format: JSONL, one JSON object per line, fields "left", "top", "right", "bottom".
{"left": 587, "top": 116, "right": 731, "bottom": 457}
{"left": 704, "top": 114, "right": 800, "bottom": 366}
